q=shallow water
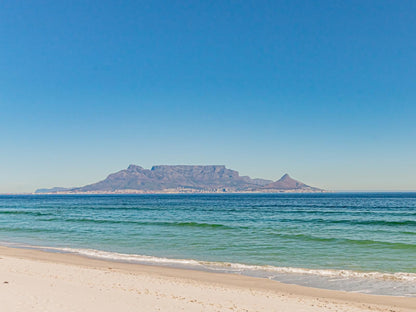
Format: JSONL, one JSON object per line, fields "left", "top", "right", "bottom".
{"left": 0, "top": 193, "right": 415, "bottom": 296}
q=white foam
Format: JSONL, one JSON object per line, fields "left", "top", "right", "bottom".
{"left": 50, "top": 247, "right": 202, "bottom": 266}
{"left": 214, "top": 262, "right": 416, "bottom": 282}
{"left": 2, "top": 242, "right": 414, "bottom": 296}
{"left": 43, "top": 246, "right": 416, "bottom": 283}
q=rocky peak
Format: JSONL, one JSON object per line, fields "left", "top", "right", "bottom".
{"left": 279, "top": 173, "right": 291, "bottom": 180}
{"left": 127, "top": 164, "right": 144, "bottom": 171}
{"left": 35, "top": 165, "right": 324, "bottom": 193}
{"left": 263, "top": 173, "right": 311, "bottom": 190}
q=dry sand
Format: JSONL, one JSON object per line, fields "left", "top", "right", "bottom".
{"left": 0, "top": 246, "right": 414, "bottom": 312}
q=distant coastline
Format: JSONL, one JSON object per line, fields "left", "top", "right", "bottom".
{"left": 34, "top": 164, "right": 326, "bottom": 194}
{"left": 31, "top": 189, "right": 329, "bottom": 195}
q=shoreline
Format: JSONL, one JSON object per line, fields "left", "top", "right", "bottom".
{"left": 3, "top": 241, "right": 415, "bottom": 297}
{"left": 1, "top": 246, "right": 415, "bottom": 311}
{"left": 3, "top": 191, "right": 416, "bottom": 196}
{"left": 33, "top": 189, "right": 329, "bottom": 194}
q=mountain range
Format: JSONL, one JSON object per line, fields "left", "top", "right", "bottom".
{"left": 35, "top": 165, "right": 324, "bottom": 194}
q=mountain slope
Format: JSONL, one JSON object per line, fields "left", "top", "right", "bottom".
{"left": 73, "top": 165, "right": 269, "bottom": 192}
{"left": 35, "top": 165, "right": 324, "bottom": 193}
{"left": 263, "top": 174, "right": 310, "bottom": 189}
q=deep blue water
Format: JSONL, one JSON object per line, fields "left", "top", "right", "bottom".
{"left": 0, "top": 193, "right": 415, "bottom": 296}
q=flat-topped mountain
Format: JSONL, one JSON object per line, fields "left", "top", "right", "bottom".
{"left": 35, "top": 165, "right": 324, "bottom": 194}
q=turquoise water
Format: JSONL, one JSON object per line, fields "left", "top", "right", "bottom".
{"left": 0, "top": 193, "right": 415, "bottom": 296}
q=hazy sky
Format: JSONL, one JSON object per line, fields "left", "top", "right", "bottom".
{"left": 1, "top": 1, "right": 415, "bottom": 193}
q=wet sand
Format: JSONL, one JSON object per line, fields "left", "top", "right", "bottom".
{"left": 0, "top": 246, "right": 414, "bottom": 312}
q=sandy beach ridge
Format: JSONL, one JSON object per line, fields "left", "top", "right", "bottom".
{"left": 0, "top": 246, "right": 414, "bottom": 312}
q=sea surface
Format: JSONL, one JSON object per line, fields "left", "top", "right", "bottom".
{"left": 0, "top": 193, "right": 415, "bottom": 296}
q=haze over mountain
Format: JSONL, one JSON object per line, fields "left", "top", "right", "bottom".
{"left": 35, "top": 165, "right": 324, "bottom": 194}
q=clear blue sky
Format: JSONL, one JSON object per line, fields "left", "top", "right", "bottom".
{"left": 1, "top": 0, "right": 415, "bottom": 192}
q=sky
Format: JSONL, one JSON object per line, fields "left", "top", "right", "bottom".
{"left": 0, "top": 0, "right": 415, "bottom": 193}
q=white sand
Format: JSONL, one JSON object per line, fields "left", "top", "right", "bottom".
{"left": 0, "top": 246, "right": 414, "bottom": 312}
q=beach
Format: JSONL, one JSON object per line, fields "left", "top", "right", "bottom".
{"left": 2, "top": 0, "right": 415, "bottom": 310}
{"left": 1, "top": 194, "right": 415, "bottom": 297}
{"left": 1, "top": 246, "right": 415, "bottom": 312}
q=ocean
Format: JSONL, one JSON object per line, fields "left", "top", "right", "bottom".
{"left": 0, "top": 193, "right": 415, "bottom": 296}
